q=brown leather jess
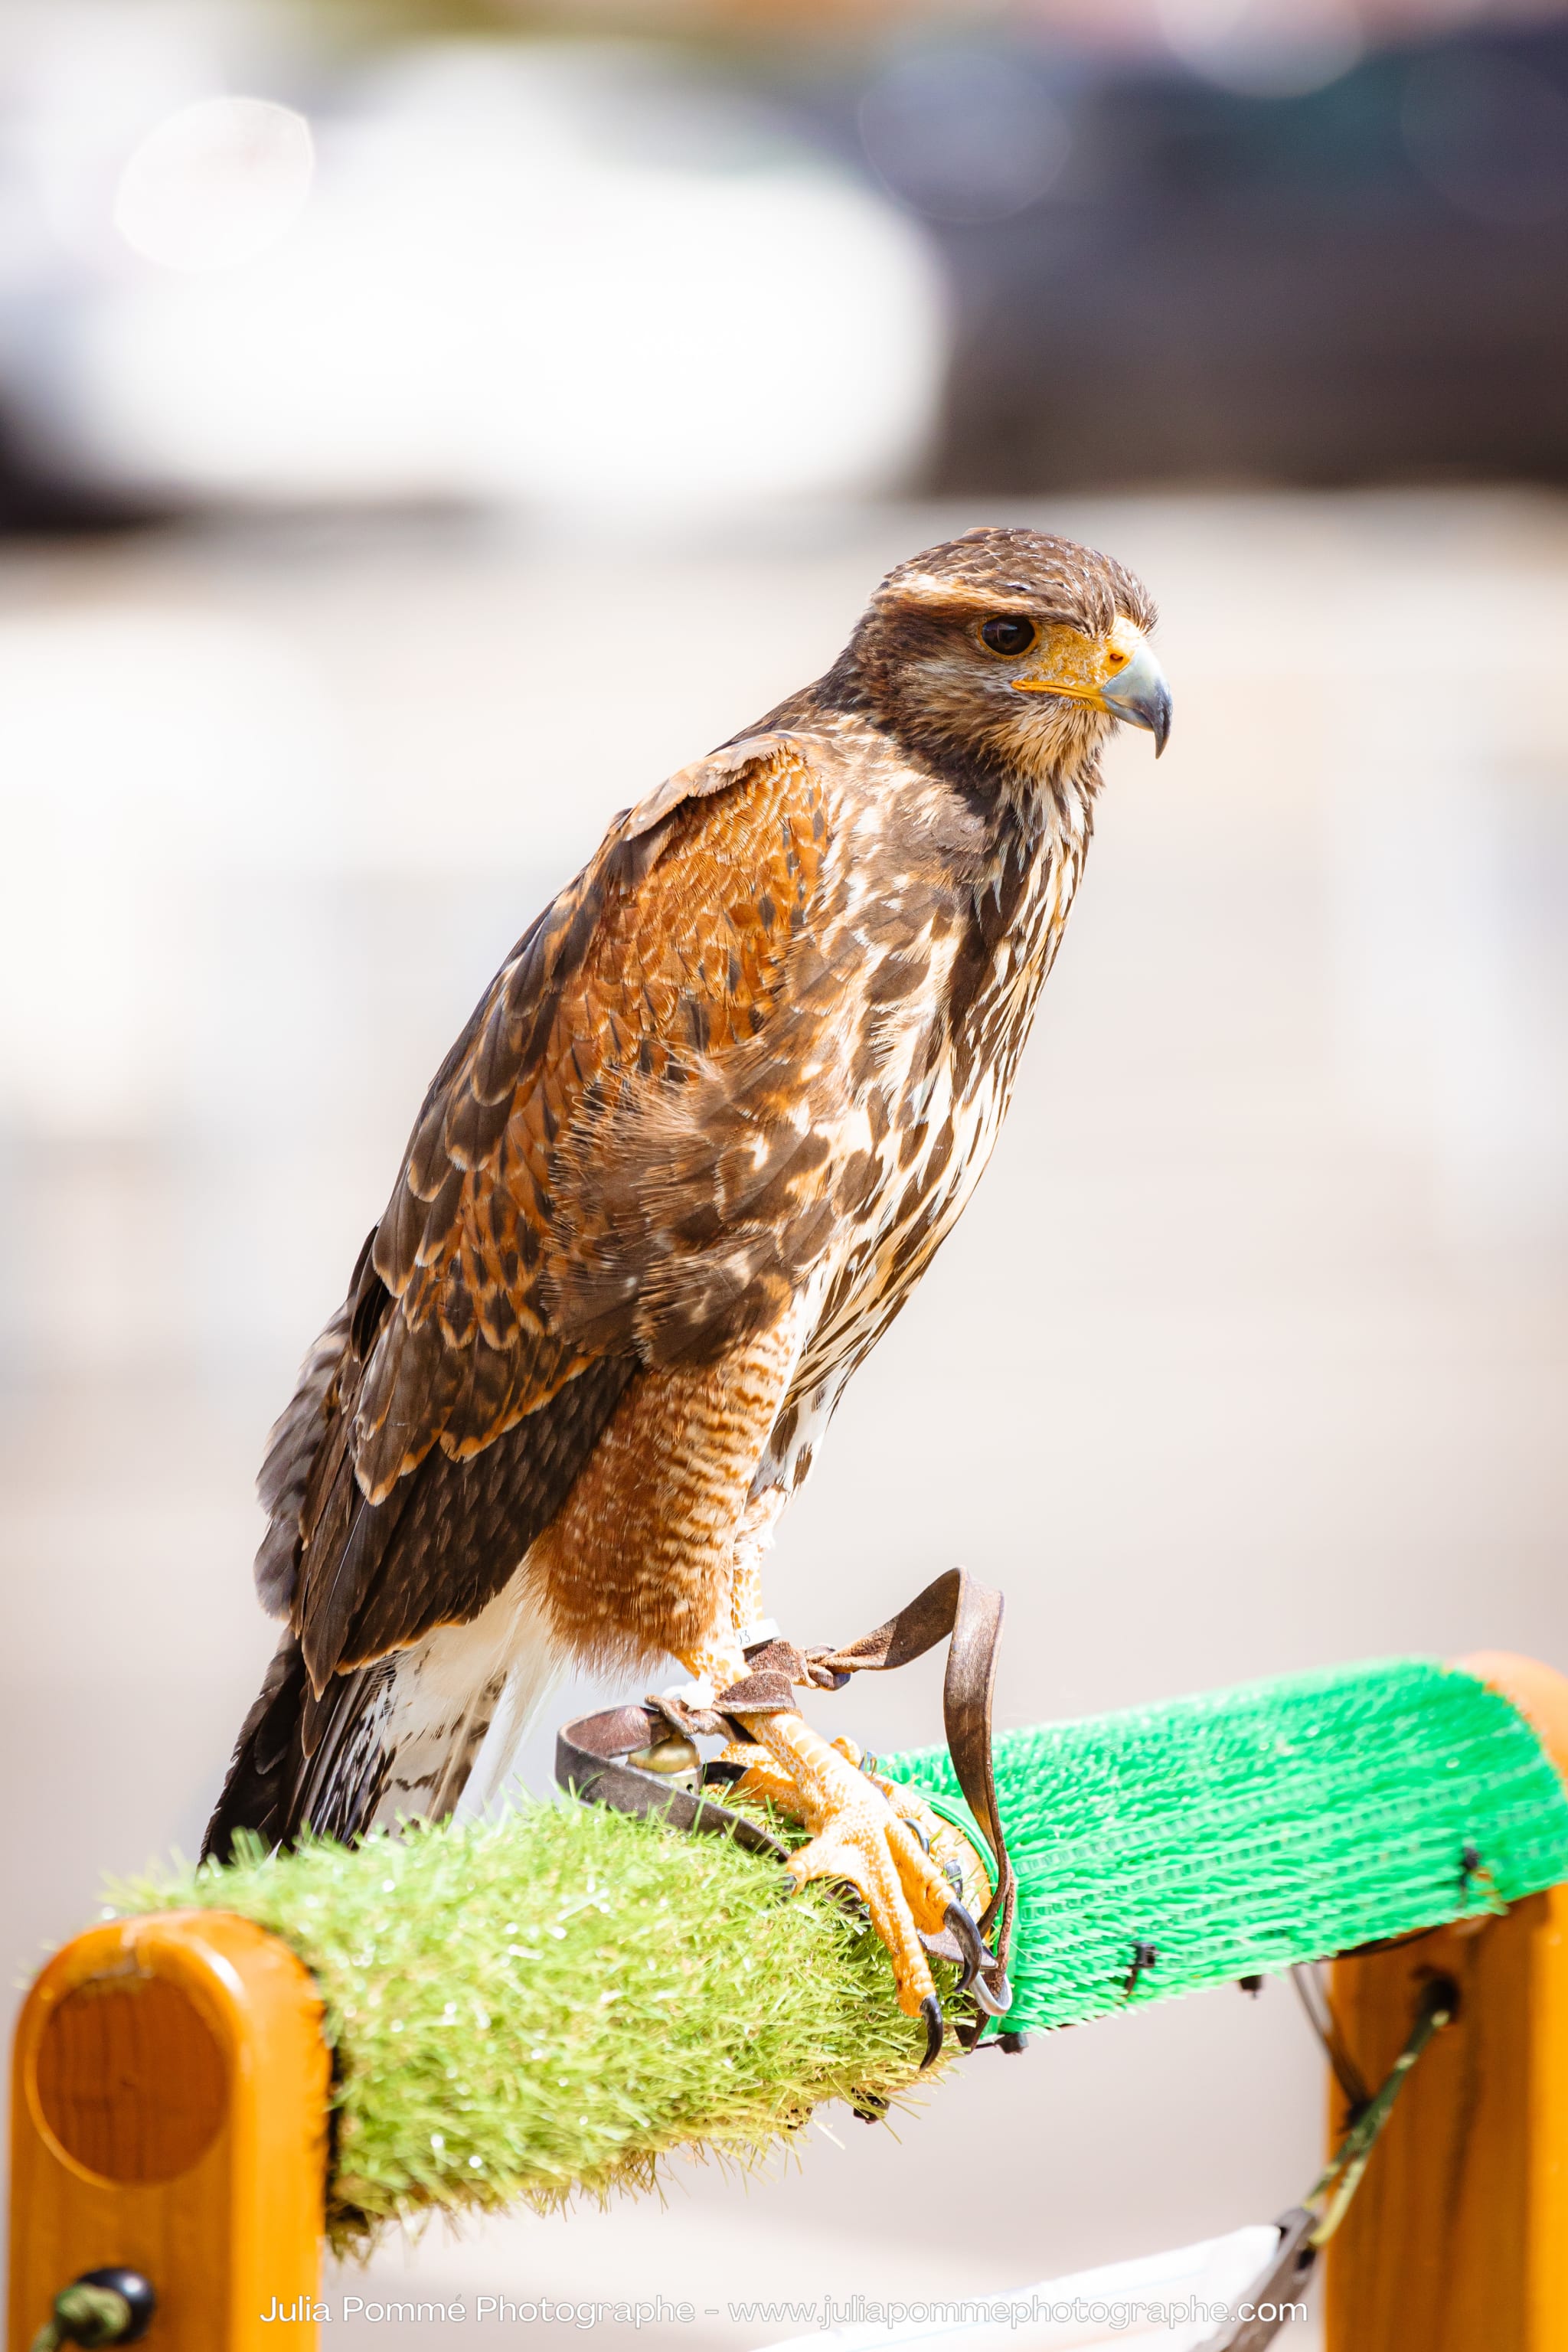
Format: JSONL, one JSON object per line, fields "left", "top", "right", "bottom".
{"left": 555, "top": 1568, "right": 1016, "bottom": 2044}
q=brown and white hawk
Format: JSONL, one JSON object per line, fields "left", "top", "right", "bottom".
{"left": 205, "top": 525, "right": 1170, "bottom": 2044}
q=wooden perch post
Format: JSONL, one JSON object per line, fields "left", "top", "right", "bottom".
{"left": 1325, "top": 1654, "right": 1568, "bottom": 2352}
{"left": 8, "top": 1911, "right": 328, "bottom": 2352}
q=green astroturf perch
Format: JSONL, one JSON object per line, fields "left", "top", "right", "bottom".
{"left": 115, "top": 1655, "right": 1568, "bottom": 2252}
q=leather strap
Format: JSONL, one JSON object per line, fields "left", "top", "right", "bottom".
{"left": 554, "top": 1703, "right": 792, "bottom": 1863}
{"left": 787, "top": 1567, "right": 1014, "bottom": 1965}
{"left": 555, "top": 1567, "right": 1015, "bottom": 2031}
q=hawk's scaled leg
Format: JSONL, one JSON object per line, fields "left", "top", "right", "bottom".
{"left": 580, "top": 1330, "right": 978, "bottom": 2059}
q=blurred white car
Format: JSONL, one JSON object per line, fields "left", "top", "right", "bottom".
{"left": 1, "top": 18, "right": 946, "bottom": 522}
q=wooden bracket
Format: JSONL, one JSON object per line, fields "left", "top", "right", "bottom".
{"left": 7, "top": 1910, "right": 328, "bottom": 2352}
{"left": 1326, "top": 1652, "right": 1568, "bottom": 2352}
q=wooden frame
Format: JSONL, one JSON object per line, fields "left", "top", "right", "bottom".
{"left": 1326, "top": 1654, "right": 1568, "bottom": 2352}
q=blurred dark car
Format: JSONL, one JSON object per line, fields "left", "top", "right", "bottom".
{"left": 796, "top": 20, "right": 1568, "bottom": 495}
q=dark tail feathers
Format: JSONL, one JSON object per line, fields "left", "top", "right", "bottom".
{"left": 202, "top": 1633, "right": 393, "bottom": 1862}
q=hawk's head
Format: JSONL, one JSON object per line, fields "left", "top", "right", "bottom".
{"left": 848, "top": 526, "right": 1169, "bottom": 785}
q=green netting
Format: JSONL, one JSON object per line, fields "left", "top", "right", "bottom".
{"left": 887, "top": 1656, "right": 1568, "bottom": 2032}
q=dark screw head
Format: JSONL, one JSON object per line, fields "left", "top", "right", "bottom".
{"left": 1122, "top": 1939, "right": 1160, "bottom": 1997}
{"left": 64, "top": 2273, "right": 157, "bottom": 2347}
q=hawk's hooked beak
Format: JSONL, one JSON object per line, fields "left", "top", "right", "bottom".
{"left": 1011, "top": 619, "right": 1172, "bottom": 757}
{"left": 1096, "top": 637, "right": 1172, "bottom": 757}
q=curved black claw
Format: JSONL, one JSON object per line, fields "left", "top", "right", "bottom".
{"left": 920, "top": 1993, "right": 944, "bottom": 2069}
{"left": 941, "top": 1899, "right": 987, "bottom": 1996}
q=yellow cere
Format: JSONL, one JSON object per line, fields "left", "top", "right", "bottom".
{"left": 1010, "top": 613, "right": 1143, "bottom": 704}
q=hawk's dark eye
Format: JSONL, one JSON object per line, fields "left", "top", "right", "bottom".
{"left": 978, "top": 616, "right": 1038, "bottom": 658}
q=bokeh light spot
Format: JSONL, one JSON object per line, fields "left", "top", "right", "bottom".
{"left": 1157, "top": 0, "right": 1361, "bottom": 99}
{"left": 858, "top": 49, "right": 1069, "bottom": 227}
{"left": 114, "top": 96, "right": 314, "bottom": 273}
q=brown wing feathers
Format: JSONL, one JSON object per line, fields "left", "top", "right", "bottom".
{"left": 351, "top": 731, "right": 832, "bottom": 1504}
{"left": 203, "top": 1360, "right": 638, "bottom": 1857}
{"left": 206, "top": 733, "right": 845, "bottom": 1856}
{"left": 305, "top": 1354, "right": 639, "bottom": 1684}
{"left": 252, "top": 1292, "right": 354, "bottom": 1619}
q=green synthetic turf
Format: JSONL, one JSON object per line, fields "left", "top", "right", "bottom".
{"left": 112, "top": 1656, "right": 1568, "bottom": 2248}
{"left": 887, "top": 1656, "right": 1568, "bottom": 2033}
{"left": 113, "top": 1796, "right": 945, "bottom": 2252}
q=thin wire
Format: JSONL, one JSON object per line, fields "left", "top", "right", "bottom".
{"left": 1290, "top": 1963, "right": 1370, "bottom": 2112}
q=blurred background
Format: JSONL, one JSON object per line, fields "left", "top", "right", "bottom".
{"left": 2, "top": 0, "right": 1567, "bottom": 2339}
